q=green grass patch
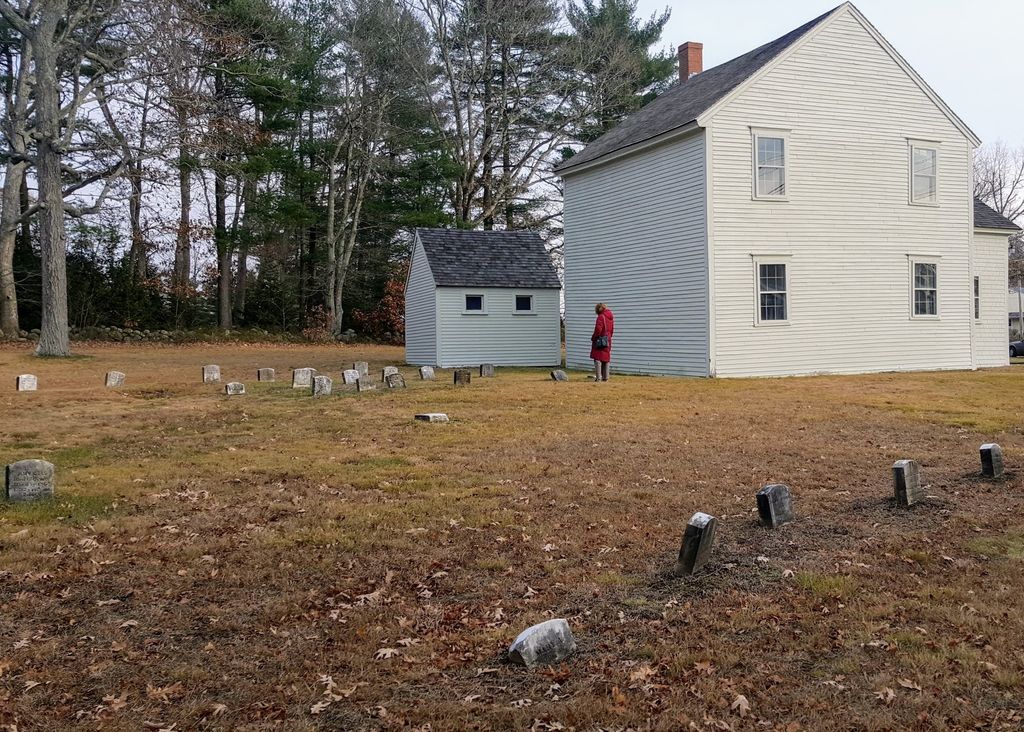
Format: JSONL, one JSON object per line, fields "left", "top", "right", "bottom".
{"left": 0, "top": 493, "right": 116, "bottom": 526}
{"left": 796, "top": 571, "right": 858, "bottom": 599}
{"left": 965, "top": 533, "right": 1024, "bottom": 559}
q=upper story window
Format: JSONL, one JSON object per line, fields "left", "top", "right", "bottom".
{"left": 464, "top": 294, "right": 485, "bottom": 313}
{"left": 910, "top": 143, "right": 938, "bottom": 205}
{"left": 514, "top": 294, "right": 534, "bottom": 313}
{"left": 753, "top": 130, "right": 787, "bottom": 199}
{"left": 911, "top": 260, "right": 938, "bottom": 317}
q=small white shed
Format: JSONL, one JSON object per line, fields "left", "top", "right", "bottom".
{"left": 405, "top": 229, "right": 562, "bottom": 368}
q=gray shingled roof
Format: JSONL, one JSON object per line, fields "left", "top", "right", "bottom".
{"left": 556, "top": 6, "right": 838, "bottom": 174}
{"left": 974, "top": 198, "right": 1021, "bottom": 231}
{"left": 416, "top": 229, "right": 561, "bottom": 288}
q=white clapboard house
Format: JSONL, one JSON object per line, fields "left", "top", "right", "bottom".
{"left": 558, "top": 2, "right": 1021, "bottom": 377}
{"left": 404, "top": 228, "right": 562, "bottom": 367}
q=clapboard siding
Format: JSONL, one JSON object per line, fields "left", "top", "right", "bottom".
{"left": 435, "top": 287, "right": 561, "bottom": 367}
{"left": 973, "top": 231, "right": 1011, "bottom": 368}
{"left": 404, "top": 240, "right": 437, "bottom": 365}
{"left": 563, "top": 130, "right": 709, "bottom": 376}
{"left": 707, "top": 10, "right": 975, "bottom": 377}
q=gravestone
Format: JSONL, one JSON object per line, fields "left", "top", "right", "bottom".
{"left": 257, "top": 368, "right": 276, "bottom": 382}
{"left": 354, "top": 361, "right": 369, "bottom": 377}
{"left": 550, "top": 370, "right": 568, "bottom": 382}
{"left": 312, "top": 375, "right": 333, "bottom": 397}
{"left": 105, "top": 371, "right": 126, "bottom": 388}
{"left": 674, "top": 512, "right": 718, "bottom": 576}
{"left": 980, "top": 443, "right": 1004, "bottom": 478}
{"left": 342, "top": 369, "right": 360, "bottom": 385}
{"left": 225, "top": 382, "right": 246, "bottom": 396}
{"left": 16, "top": 374, "right": 37, "bottom": 391}
{"left": 292, "top": 368, "right": 316, "bottom": 389}
{"left": 415, "top": 413, "right": 449, "bottom": 423}
{"left": 756, "top": 484, "right": 794, "bottom": 528}
{"left": 419, "top": 366, "right": 435, "bottom": 381}
{"left": 479, "top": 363, "right": 495, "bottom": 377}
{"left": 385, "top": 373, "right": 407, "bottom": 389}
{"left": 453, "top": 369, "right": 472, "bottom": 386}
{"left": 507, "top": 619, "right": 576, "bottom": 668}
{"left": 5, "top": 460, "right": 55, "bottom": 502}
{"left": 202, "top": 365, "right": 221, "bottom": 383}
{"left": 382, "top": 366, "right": 399, "bottom": 381}
{"left": 356, "top": 377, "right": 376, "bottom": 393}
{"left": 893, "top": 459, "right": 922, "bottom": 506}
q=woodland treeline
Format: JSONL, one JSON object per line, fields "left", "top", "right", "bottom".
{"left": 0, "top": 0, "right": 678, "bottom": 355}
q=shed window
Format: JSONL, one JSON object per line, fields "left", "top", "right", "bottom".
{"left": 514, "top": 295, "right": 534, "bottom": 312}
{"left": 464, "top": 294, "right": 484, "bottom": 312}
{"left": 912, "top": 261, "right": 938, "bottom": 317}
{"left": 910, "top": 144, "right": 938, "bottom": 204}
{"left": 973, "top": 276, "right": 980, "bottom": 320}
{"left": 753, "top": 132, "right": 786, "bottom": 199}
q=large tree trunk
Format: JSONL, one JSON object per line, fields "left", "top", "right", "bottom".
{"left": 214, "top": 165, "right": 231, "bottom": 330}
{"left": 0, "top": 160, "right": 26, "bottom": 337}
{"left": 172, "top": 109, "right": 191, "bottom": 298}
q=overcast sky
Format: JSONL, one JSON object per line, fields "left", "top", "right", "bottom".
{"left": 636, "top": 0, "right": 1024, "bottom": 147}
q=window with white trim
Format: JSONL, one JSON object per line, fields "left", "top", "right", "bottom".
{"left": 973, "top": 276, "right": 980, "bottom": 319}
{"left": 464, "top": 294, "right": 485, "bottom": 313}
{"left": 912, "top": 261, "right": 938, "bottom": 317}
{"left": 514, "top": 294, "right": 534, "bottom": 313}
{"left": 753, "top": 132, "right": 787, "bottom": 199}
{"left": 756, "top": 262, "right": 788, "bottom": 323}
{"left": 910, "top": 143, "right": 938, "bottom": 204}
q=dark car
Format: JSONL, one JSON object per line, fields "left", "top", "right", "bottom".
{"left": 1011, "top": 341, "right": 1024, "bottom": 357}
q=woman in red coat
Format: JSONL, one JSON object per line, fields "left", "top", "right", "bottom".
{"left": 590, "top": 303, "right": 614, "bottom": 381}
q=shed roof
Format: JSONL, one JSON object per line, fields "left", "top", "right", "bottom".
{"left": 416, "top": 229, "right": 561, "bottom": 289}
{"left": 974, "top": 198, "right": 1021, "bottom": 231}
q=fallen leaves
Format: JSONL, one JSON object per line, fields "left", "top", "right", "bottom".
{"left": 876, "top": 687, "right": 896, "bottom": 705}
{"left": 373, "top": 647, "right": 400, "bottom": 660}
{"left": 730, "top": 694, "right": 751, "bottom": 717}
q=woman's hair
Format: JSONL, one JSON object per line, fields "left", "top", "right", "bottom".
{"left": 594, "top": 302, "right": 607, "bottom": 313}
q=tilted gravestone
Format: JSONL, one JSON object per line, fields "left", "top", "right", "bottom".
{"left": 550, "top": 370, "right": 568, "bottom": 382}
{"left": 202, "top": 365, "right": 221, "bottom": 383}
{"left": 356, "top": 377, "right": 376, "bottom": 393}
{"left": 225, "top": 382, "right": 246, "bottom": 396}
{"left": 980, "top": 443, "right": 1004, "bottom": 478}
{"left": 756, "top": 484, "right": 794, "bottom": 528}
{"left": 105, "top": 371, "right": 126, "bottom": 388}
{"left": 292, "top": 368, "right": 316, "bottom": 389}
{"left": 16, "top": 374, "right": 37, "bottom": 391}
{"left": 5, "top": 460, "right": 55, "bottom": 502}
{"left": 453, "top": 369, "right": 472, "bottom": 386}
{"left": 312, "top": 375, "right": 333, "bottom": 397}
{"left": 385, "top": 373, "right": 407, "bottom": 389}
{"left": 353, "top": 361, "right": 369, "bottom": 377}
{"left": 342, "top": 369, "right": 360, "bottom": 385}
{"left": 382, "top": 366, "right": 399, "bottom": 381}
{"left": 415, "top": 413, "right": 449, "bottom": 423}
{"left": 419, "top": 366, "right": 435, "bottom": 381}
{"left": 479, "top": 363, "right": 495, "bottom": 377}
{"left": 507, "top": 619, "right": 576, "bottom": 668}
{"left": 257, "top": 368, "right": 276, "bottom": 382}
{"left": 674, "top": 512, "right": 718, "bottom": 576}
{"left": 893, "top": 459, "right": 923, "bottom": 506}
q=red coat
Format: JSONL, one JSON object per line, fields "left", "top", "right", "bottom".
{"left": 590, "top": 309, "right": 614, "bottom": 362}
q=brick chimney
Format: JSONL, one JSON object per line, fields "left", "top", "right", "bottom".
{"left": 678, "top": 42, "right": 703, "bottom": 81}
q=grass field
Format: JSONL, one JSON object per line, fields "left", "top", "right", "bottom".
{"left": 1, "top": 343, "right": 1023, "bottom": 731}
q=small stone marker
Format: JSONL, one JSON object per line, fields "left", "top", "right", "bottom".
{"left": 419, "top": 366, "right": 435, "bottom": 381}
{"left": 342, "top": 369, "right": 360, "bottom": 385}
{"left": 312, "top": 375, "right": 333, "bottom": 397}
{"left": 385, "top": 373, "right": 407, "bottom": 389}
{"left": 257, "top": 368, "right": 276, "bottom": 382}
{"left": 453, "top": 369, "right": 471, "bottom": 386}
{"left": 382, "top": 366, "right": 399, "bottom": 381}
{"left": 550, "top": 370, "right": 568, "bottom": 381}
{"left": 479, "top": 363, "right": 495, "bottom": 377}
{"left": 356, "top": 377, "right": 376, "bottom": 393}
{"left": 354, "top": 361, "right": 369, "bottom": 377}
{"left": 675, "top": 512, "right": 718, "bottom": 576}
{"left": 5, "top": 459, "right": 55, "bottom": 502}
{"left": 893, "top": 459, "right": 923, "bottom": 506}
{"left": 415, "top": 413, "right": 449, "bottom": 423}
{"left": 756, "top": 484, "right": 794, "bottom": 528}
{"left": 292, "top": 367, "right": 316, "bottom": 389}
{"left": 202, "top": 365, "right": 220, "bottom": 383}
{"left": 225, "top": 382, "right": 246, "bottom": 396}
{"left": 105, "top": 371, "right": 126, "bottom": 388}
{"left": 16, "top": 374, "right": 37, "bottom": 391}
{"left": 507, "top": 619, "right": 577, "bottom": 668}
{"left": 980, "top": 443, "right": 1004, "bottom": 478}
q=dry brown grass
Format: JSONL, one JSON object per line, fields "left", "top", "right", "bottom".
{"left": 1, "top": 342, "right": 1023, "bottom": 731}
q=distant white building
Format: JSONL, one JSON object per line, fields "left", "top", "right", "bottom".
{"left": 404, "top": 229, "right": 562, "bottom": 368}
{"left": 1010, "top": 287, "right": 1024, "bottom": 331}
{"left": 558, "top": 2, "right": 1020, "bottom": 377}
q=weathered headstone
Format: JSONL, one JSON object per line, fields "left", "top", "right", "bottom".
{"left": 419, "top": 366, "right": 435, "bottom": 381}
{"left": 550, "top": 370, "right": 568, "bottom": 382}
{"left": 342, "top": 369, "right": 360, "bottom": 385}
{"left": 674, "top": 512, "right": 718, "bottom": 576}
{"left": 479, "top": 363, "right": 495, "bottom": 377}
{"left": 354, "top": 361, "right": 369, "bottom": 377}
{"left": 202, "top": 365, "right": 221, "bottom": 383}
{"left": 356, "top": 377, "right": 376, "bottom": 393}
{"left": 415, "top": 413, "right": 449, "bottom": 423}
{"left": 507, "top": 619, "right": 576, "bottom": 668}
{"left": 756, "top": 484, "right": 794, "bottom": 528}
{"left": 225, "top": 382, "right": 246, "bottom": 396}
{"left": 385, "top": 373, "right": 407, "bottom": 389}
{"left": 980, "top": 443, "right": 1004, "bottom": 478}
{"left": 893, "top": 459, "right": 923, "bottom": 506}
{"left": 453, "top": 369, "right": 472, "bottom": 386}
{"left": 16, "top": 374, "right": 37, "bottom": 391}
{"left": 5, "top": 460, "right": 55, "bottom": 502}
{"left": 105, "top": 371, "right": 126, "bottom": 388}
{"left": 382, "top": 366, "right": 399, "bottom": 381}
{"left": 292, "top": 367, "right": 316, "bottom": 389}
{"left": 312, "top": 375, "right": 333, "bottom": 397}
{"left": 257, "top": 368, "right": 276, "bottom": 382}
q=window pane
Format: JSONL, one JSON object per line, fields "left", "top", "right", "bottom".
{"left": 758, "top": 137, "right": 785, "bottom": 167}
{"left": 760, "top": 293, "right": 787, "bottom": 321}
{"left": 515, "top": 295, "right": 532, "bottom": 311}
{"left": 914, "top": 289, "right": 936, "bottom": 316}
{"left": 913, "top": 175, "right": 936, "bottom": 202}
{"left": 913, "top": 147, "right": 936, "bottom": 176}
{"left": 757, "top": 166, "right": 786, "bottom": 196}
{"left": 759, "top": 264, "right": 786, "bottom": 292}
{"left": 465, "top": 295, "right": 483, "bottom": 311}
{"left": 912, "top": 147, "right": 937, "bottom": 202}
{"left": 914, "top": 263, "right": 936, "bottom": 289}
